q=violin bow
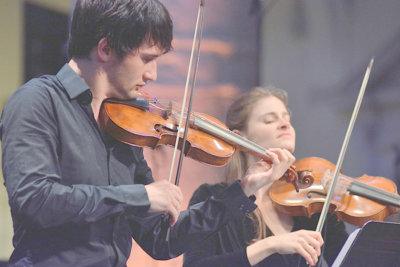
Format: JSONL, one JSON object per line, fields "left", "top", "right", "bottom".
{"left": 316, "top": 58, "right": 375, "bottom": 233}
{"left": 168, "top": 0, "right": 206, "bottom": 186}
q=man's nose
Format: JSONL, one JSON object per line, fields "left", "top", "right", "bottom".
{"left": 144, "top": 61, "right": 157, "bottom": 81}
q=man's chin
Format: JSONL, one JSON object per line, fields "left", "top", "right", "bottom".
{"left": 129, "top": 90, "right": 142, "bottom": 99}
{"left": 115, "top": 91, "right": 140, "bottom": 100}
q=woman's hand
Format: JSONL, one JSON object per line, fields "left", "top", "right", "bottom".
{"left": 247, "top": 230, "right": 324, "bottom": 266}
{"left": 241, "top": 148, "right": 295, "bottom": 197}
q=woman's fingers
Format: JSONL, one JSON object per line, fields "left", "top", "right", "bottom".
{"left": 268, "top": 230, "right": 323, "bottom": 266}
{"left": 240, "top": 148, "right": 296, "bottom": 196}
{"left": 299, "top": 231, "right": 324, "bottom": 266}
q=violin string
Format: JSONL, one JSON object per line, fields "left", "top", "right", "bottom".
{"left": 324, "top": 171, "right": 400, "bottom": 207}
{"left": 167, "top": 107, "right": 273, "bottom": 162}
{"left": 322, "top": 170, "right": 350, "bottom": 199}
{"left": 192, "top": 115, "right": 274, "bottom": 161}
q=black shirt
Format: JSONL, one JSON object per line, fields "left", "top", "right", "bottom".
{"left": 183, "top": 183, "right": 348, "bottom": 267}
{"left": 0, "top": 64, "right": 257, "bottom": 267}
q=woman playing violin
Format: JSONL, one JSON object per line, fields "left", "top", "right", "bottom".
{"left": 183, "top": 86, "right": 349, "bottom": 267}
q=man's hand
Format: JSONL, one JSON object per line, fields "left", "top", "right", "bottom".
{"left": 241, "top": 148, "right": 295, "bottom": 197}
{"left": 144, "top": 180, "right": 183, "bottom": 226}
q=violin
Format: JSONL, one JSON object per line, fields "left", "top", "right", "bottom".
{"left": 98, "top": 97, "right": 299, "bottom": 185}
{"left": 269, "top": 157, "right": 400, "bottom": 226}
{"left": 99, "top": 97, "right": 234, "bottom": 166}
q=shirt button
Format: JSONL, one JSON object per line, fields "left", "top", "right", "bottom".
{"left": 78, "top": 90, "right": 93, "bottom": 105}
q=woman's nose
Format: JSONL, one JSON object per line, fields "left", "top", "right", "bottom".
{"left": 278, "top": 118, "right": 291, "bottom": 129}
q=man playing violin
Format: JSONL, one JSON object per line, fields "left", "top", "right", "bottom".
{"left": 184, "top": 86, "right": 348, "bottom": 267}
{"left": 0, "top": 1, "right": 294, "bottom": 266}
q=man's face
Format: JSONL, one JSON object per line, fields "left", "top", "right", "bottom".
{"left": 105, "top": 43, "right": 164, "bottom": 99}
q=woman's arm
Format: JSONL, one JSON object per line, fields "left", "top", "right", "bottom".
{"left": 247, "top": 230, "right": 323, "bottom": 266}
{"left": 182, "top": 184, "right": 253, "bottom": 267}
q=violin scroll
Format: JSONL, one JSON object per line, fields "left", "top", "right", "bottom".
{"left": 281, "top": 166, "right": 315, "bottom": 192}
{"left": 297, "top": 169, "right": 314, "bottom": 189}
{"left": 281, "top": 165, "right": 299, "bottom": 192}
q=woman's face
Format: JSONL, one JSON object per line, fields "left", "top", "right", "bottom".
{"left": 243, "top": 96, "right": 296, "bottom": 153}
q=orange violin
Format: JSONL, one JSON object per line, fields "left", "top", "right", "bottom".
{"left": 269, "top": 157, "right": 400, "bottom": 226}
{"left": 99, "top": 97, "right": 298, "bottom": 186}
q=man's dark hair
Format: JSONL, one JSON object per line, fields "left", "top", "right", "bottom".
{"left": 68, "top": 0, "right": 173, "bottom": 59}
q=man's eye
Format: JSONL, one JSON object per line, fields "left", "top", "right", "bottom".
{"left": 142, "top": 56, "right": 154, "bottom": 63}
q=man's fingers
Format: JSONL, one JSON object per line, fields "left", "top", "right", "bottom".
{"left": 145, "top": 181, "right": 183, "bottom": 219}
{"left": 265, "top": 149, "right": 279, "bottom": 164}
{"left": 269, "top": 148, "right": 295, "bottom": 164}
{"left": 167, "top": 206, "right": 179, "bottom": 226}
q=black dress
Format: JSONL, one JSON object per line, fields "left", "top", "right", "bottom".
{"left": 183, "top": 183, "right": 349, "bottom": 267}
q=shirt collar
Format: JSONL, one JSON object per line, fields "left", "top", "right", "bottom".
{"left": 56, "top": 63, "right": 90, "bottom": 100}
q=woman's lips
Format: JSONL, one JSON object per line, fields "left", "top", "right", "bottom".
{"left": 278, "top": 133, "right": 291, "bottom": 138}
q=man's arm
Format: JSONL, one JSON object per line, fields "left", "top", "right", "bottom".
{"left": 1, "top": 84, "right": 151, "bottom": 228}
{"left": 130, "top": 181, "right": 257, "bottom": 260}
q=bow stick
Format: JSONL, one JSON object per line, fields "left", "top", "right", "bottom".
{"left": 168, "top": 0, "right": 206, "bottom": 185}
{"left": 165, "top": 0, "right": 205, "bottom": 241}
{"left": 316, "top": 58, "right": 375, "bottom": 233}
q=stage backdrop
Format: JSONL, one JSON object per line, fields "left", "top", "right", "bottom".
{"left": 258, "top": 0, "right": 400, "bottom": 192}
{"left": 257, "top": 0, "right": 400, "bottom": 237}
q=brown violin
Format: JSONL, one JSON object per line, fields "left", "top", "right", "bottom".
{"left": 98, "top": 97, "right": 299, "bottom": 185}
{"left": 269, "top": 157, "right": 400, "bottom": 226}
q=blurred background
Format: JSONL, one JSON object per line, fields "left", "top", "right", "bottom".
{"left": 1, "top": 0, "right": 400, "bottom": 266}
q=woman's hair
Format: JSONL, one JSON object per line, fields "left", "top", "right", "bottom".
{"left": 68, "top": 0, "right": 173, "bottom": 59}
{"left": 224, "top": 85, "right": 289, "bottom": 243}
{"left": 225, "top": 86, "right": 289, "bottom": 183}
